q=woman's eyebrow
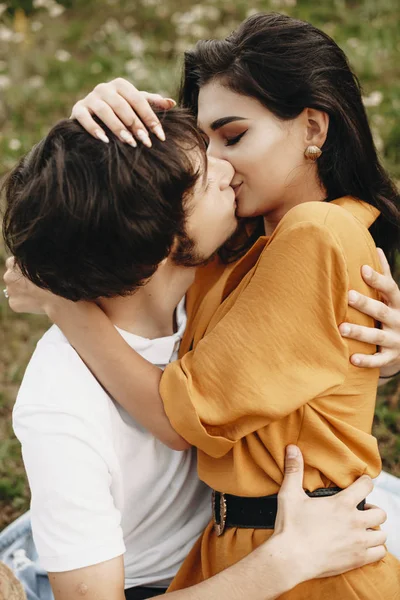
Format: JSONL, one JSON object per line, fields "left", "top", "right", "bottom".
{"left": 210, "top": 116, "right": 248, "bottom": 131}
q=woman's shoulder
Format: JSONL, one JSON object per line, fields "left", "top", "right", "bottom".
{"left": 276, "top": 199, "right": 376, "bottom": 244}
{"left": 272, "top": 199, "right": 379, "bottom": 269}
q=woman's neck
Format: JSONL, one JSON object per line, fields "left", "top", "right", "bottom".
{"left": 263, "top": 181, "right": 326, "bottom": 236}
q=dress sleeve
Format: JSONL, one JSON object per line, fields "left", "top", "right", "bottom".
{"left": 160, "top": 220, "right": 350, "bottom": 458}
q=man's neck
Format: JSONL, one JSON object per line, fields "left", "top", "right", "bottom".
{"left": 98, "top": 260, "right": 195, "bottom": 339}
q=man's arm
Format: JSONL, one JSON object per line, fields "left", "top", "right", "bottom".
{"left": 339, "top": 248, "right": 400, "bottom": 383}
{"left": 49, "top": 557, "right": 125, "bottom": 600}
{"left": 47, "top": 447, "right": 387, "bottom": 600}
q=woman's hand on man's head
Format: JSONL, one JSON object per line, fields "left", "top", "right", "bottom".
{"left": 70, "top": 78, "right": 175, "bottom": 147}
{"left": 339, "top": 248, "right": 400, "bottom": 379}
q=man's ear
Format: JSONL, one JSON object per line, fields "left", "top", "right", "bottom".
{"left": 304, "top": 108, "right": 329, "bottom": 149}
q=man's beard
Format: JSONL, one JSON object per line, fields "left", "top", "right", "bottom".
{"left": 170, "top": 230, "right": 217, "bottom": 268}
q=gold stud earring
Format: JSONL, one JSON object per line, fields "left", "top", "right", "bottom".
{"left": 304, "top": 145, "right": 322, "bottom": 160}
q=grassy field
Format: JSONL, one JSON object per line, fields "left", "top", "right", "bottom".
{"left": 0, "top": 0, "right": 399, "bottom": 530}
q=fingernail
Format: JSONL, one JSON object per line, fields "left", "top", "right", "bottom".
{"left": 153, "top": 124, "right": 166, "bottom": 141}
{"left": 340, "top": 324, "right": 351, "bottom": 336}
{"left": 352, "top": 356, "right": 361, "bottom": 366}
{"left": 348, "top": 290, "right": 359, "bottom": 304}
{"left": 287, "top": 445, "right": 298, "bottom": 458}
{"left": 95, "top": 129, "right": 109, "bottom": 143}
{"left": 120, "top": 130, "right": 137, "bottom": 147}
{"left": 137, "top": 129, "right": 152, "bottom": 148}
{"left": 166, "top": 98, "right": 176, "bottom": 107}
{"left": 362, "top": 265, "right": 372, "bottom": 278}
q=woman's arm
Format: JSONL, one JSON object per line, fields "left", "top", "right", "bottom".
{"left": 2, "top": 217, "right": 357, "bottom": 453}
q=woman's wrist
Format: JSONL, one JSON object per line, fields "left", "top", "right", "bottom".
{"left": 379, "top": 364, "right": 400, "bottom": 379}
{"left": 43, "top": 295, "right": 94, "bottom": 324}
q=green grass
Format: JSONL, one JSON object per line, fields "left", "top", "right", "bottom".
{"left": 0, "top": 0, "right": 399, "bottom": 529}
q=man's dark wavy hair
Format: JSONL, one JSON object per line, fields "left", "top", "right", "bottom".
{"left": 2, "top": 109, "right": 205, "bottom": 301}
{"left": 179, "top": 12, "right": 400, "bottom": 265}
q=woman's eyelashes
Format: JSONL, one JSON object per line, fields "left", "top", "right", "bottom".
{"left": 224, "top": 130, "right": 248, "bottom": 147}
{"left": 200, "top": 129, "right": 248, "bottom": 149}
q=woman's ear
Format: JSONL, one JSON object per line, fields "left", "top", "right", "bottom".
{"left": 304, "top": 108, "right": 329, "bottom": 149}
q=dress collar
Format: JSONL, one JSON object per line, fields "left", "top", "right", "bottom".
{"left": 331, "top": 196, "right": 380, "bottom": 228}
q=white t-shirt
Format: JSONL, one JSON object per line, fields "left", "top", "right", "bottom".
{"left": 13, "top": 298, "right": 211, "bottom": 589}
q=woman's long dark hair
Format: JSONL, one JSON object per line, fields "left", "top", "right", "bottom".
{"left": 179, "top": 12, "right": 400, "bottom": 266}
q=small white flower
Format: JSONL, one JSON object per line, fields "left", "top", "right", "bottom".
{"left": 27, "top": 75, "right": 44, "bottom": 89}
{"left": 31, "top": 21, "right": 43, "bottom": 32}
{"left": 191, "top": 24, "right": 209, "bottom": 39}
{"left": 363, "top": 91, "right": 383, "bottom": 108}
{"left": 0, "top": 26, "right": 14, "bottom": 42}
{"left": 347, "top": 38, "right": 360, "bottom": 49}
{"left": 49, "top": 4, "right": 65, "bottom": 18}
{"left": 124, "top": 59, "right": 140, "bottom": 74}
{"left": 371, "top": 127, "right": 384, "bottom": 152}
{"left": 103, "top": 18, "right": 119, "bottom": 35}
{"left": 128, "top": 34, "right": 145, "bottom": 56}
{"left": 0, "top": 74, "right": 11, "bottom": 89}
{"left": 33, "top": 0, "right": 51, "bottom": 8}
{"left": 9, "top": 139, "right": 22, "bottom": 151}
{"left": 55, "top": 49, "right": 71, "bottom": 62}
{"left": 205, "top": 6, "right": 221, "bottom": 20}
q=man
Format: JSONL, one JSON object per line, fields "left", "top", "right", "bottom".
{"left": 2, "top": 111, "right": 387, "bottom": 600}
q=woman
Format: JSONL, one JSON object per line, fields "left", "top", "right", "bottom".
{"left": 6, "top": 12, "right": 400, "bottom": 599}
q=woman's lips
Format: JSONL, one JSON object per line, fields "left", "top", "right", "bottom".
{"left": 232, "top": 182, "right": 243, "bottom": 197}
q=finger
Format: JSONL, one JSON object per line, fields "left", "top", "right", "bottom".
{"left": 279, "top": 446, "right": 305, "bottom": 498}
{"left": 376, "top": 248, "right": 391, "bottom": 277}
{"left": 71, "top": 103, "right": 110, "bottom": 143}
{"left": 93, "top": 90, "right": 148, "bottom": 147}
{"left": 4, "top": 268, "right": 23, "bottom": 285}
{"left": 338, "top": 475, "right": 373, "bottom": 507}
{"left": 361, "top": 265, "right": 400, "bottom": 308}
{"left": 350, "top": 351, "right": 390, "bottom": 369}
{"left": 363, "top": 545, "right": 386, "bottom": 565}
{"left": 142, "top": 92, "right": 176, "bottom": 109}
{"left": 361, "top": 506, "right": 387, "bottom": 529}
{"left": 115, "top": 79, "right": 165, "bottom": 141}
{"left": 339, "top": 323, "right": 394, "bottom": 348}
{"left": 89, "top": 100, "right": 139, "bottom": 147}
{"left": 366, "top": 529, "right": 387, "bottom": 548}
{"left": 348, "top": 291, "right": 396, "bottom": 324}
{"left": 5, "top": 256, "right": 16, "bottom": 270}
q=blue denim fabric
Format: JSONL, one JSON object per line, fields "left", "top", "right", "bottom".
{"left": 0, "top": 471, "right": 399, "bottom": 600}
{"left": 0, "top": 511, "right": 53, "bottom": 600}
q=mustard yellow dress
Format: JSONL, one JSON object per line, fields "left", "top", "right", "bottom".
{"left": 161, "top": 197, "right": 400, "bottom": 599}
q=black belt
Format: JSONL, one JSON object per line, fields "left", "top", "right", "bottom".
{"left": 212, "top": 488, "right": 366, "bottom": 536}
{"left": 125, "top": 586, "right": 167, "bottom": 599}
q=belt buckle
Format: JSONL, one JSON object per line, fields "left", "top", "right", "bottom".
{"left": 212, "top": 491, "right": 227, "bottom": 536}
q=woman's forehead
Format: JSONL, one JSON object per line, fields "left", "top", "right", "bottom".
{"left": 197, "top": 82, "right": 263, "bottom": 130}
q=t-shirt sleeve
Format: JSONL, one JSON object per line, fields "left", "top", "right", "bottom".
{"left": 160, "top": 220, "right": 350, "bottom": 458}
{"left": 13, "top": 363, "right": 125, "bottom": 572}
